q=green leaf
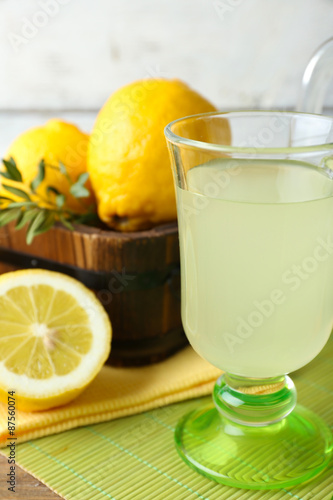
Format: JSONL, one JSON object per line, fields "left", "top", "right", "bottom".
{"left": 0, "top": 196, "right": 14, "bottom": 202}
{"left": 0, "top": 208, "right": 22, "bottom": 227}
{"left": 33, "top": 212, "right": 56, "bottom": 236}
{"left": 78, "top": 172, "right": 89, "bottom": 184}
{"left": 6, "top": 201, "right": 35, "bottom": 209}
{"left": 0, "top": 158, "right": 98, "bottom": 241}
{"left": 15, "top": 208, "right": 39, "bottom": 230}
{"left": 46, "top": 186, "right": 66, "bottom": 208}
{"left": 59, "top": 162, "right": 67, "bottom": 175}
{"left": 30, "top": 159, "right": 45, "bottom": 191}
{"left": 3, "top": 185, "right": 31, "bottom": 201}
{"left": 70, "top": 173, "right": 90, "bottom": 198}
{"left": 59, "top": 162, "right": 72, "bottom": 183}
{"left": 56, "top": 194, "right": 66, "bottom": 208}
{"left": 71, "top": 185, "right": 90, "bottom": 198}
{"left": 15, "top": 209, "right": 24, "bottom": 229}
{"left": 26, "top": 210, "right": 48, "bottom": 245}
{"left": 0, "top": 172, "right": 15, "bottom": 180}
{"left": 2, "top": 157, "right": 23, "bottom": 182}
{"left": 59, "top": 214, "right": 74, "bottom": 231}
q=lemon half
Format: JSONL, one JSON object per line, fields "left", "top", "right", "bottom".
{"left": 0, "top": 269, "right": 112, "bottom": 412}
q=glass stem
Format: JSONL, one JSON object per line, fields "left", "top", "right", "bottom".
{"left": 213, "top": 373, "right": 297, "bottom": 427}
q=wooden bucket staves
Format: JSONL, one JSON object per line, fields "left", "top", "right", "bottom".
{"left": 0, "top": 221, "right": 187, "bottom": 366}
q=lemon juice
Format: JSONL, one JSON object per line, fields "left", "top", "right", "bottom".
{"left": 177, "top": 159, "right": 333, "bottom": 377}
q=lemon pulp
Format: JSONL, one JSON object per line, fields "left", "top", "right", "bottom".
{"left": 0, "top": 270, "right": 112, "bottom": 411}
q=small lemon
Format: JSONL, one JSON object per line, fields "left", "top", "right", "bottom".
{"left": 87, "top": 79, "right": 217, "bottom": 231}
{"left": 3, "top": 119, "right": 95, "bottom": 213}
{"left": 0, "top": 269, "right": 112, "bottom": 412}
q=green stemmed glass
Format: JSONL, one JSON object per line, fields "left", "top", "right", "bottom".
{"left": 165, "top": 111, "right": 333, "bottom": 489}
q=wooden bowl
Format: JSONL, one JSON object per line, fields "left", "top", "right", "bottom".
{"left": 0, "top": 221, "right": 187, "bottom": 366}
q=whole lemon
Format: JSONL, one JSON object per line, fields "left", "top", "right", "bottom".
{"left": 4, "top": 119, "right": 95, "bottom": 213}
{"left": 87, "top": 79, "right": 217, "bottom": 231}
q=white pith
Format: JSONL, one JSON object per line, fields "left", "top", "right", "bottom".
{"left": 0, "top": 270, "right": 111, "bottom": 398}
{"left": 31, "top": 323, "right": 50, "bottom": 337}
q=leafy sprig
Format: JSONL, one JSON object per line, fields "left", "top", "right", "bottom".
{"left": 0, "top": 157, "right": 98, "bottom": 244}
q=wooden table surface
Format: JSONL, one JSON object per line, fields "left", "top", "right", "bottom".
{"left": 0, "top": 455, "right": 62, "bottom": 500}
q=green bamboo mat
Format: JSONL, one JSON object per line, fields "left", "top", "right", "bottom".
{"left": 1, "top": 338, "right": 333, "bottom": 500}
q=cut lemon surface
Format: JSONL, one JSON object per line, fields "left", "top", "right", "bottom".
{"left": 0, "top": 269, "right": 112, "bottom": 412}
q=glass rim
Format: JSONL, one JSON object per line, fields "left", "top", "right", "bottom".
{"left": 164, "top": 110, "right": 333, "bottom": 155}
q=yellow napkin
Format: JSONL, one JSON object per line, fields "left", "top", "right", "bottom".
{"left": 0, "top": 346, "right": 221, "bottom": 447}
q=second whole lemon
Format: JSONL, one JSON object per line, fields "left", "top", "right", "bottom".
{"left": 87, "top": 79, "right": 217, "bottom": 231}
{"left": 3, "top": 119, "right": 95, "bottom": 214}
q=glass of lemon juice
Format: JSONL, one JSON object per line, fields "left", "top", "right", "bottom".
{"left": 165, "top": 111, "right": 333, "bottom": 489}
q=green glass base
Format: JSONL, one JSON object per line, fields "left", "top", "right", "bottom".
{"left": 175, "top": 402, "right": 333, "bottom": 490}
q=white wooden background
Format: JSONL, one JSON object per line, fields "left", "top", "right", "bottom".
{"left": 1, "top": 0, "right": 333, "bottom": 155}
